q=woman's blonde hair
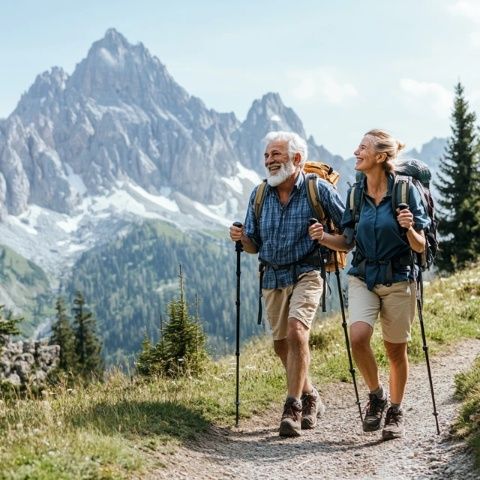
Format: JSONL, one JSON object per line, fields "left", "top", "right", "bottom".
{"left": 365, "top": 129, "right": 405, "bottom": 174}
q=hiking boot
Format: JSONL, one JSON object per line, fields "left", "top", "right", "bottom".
{"left": 363, "top": 393, "right": 388, "bottom": 432}
{"left": 301, "top": 387, "right": 326, "bottom": 429}
{"left": 279, "top": 397, "right": 302, "bottom": 437}
{"left": 382, "top": 406, "right": 405, "bottom": 441}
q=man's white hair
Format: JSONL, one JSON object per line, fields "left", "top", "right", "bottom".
{"left": 264, "top": 131, "right": 308, "bottom": 167}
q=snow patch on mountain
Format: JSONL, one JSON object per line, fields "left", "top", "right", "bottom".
{"left": 221, "top": 162, "right": 262, "bottom": 194}
{"left": 0, "top": 158, "right": 259, "bottom": 277}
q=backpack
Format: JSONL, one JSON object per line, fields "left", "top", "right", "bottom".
{"left": 347, "top": 158, "right": 438, "bottom": 271}
{"left": 254, "top": 161, "right": 347, "bottom": 272}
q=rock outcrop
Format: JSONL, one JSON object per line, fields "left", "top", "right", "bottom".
{"left": 0, "top": 338, "right": 60, "bottom": 389}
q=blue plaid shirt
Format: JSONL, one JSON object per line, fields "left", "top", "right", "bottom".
{"left": 244, "top": 172, "right": 345, "bottom": 289}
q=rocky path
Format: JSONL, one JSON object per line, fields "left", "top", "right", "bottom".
{"left": 149, "top": 339, "right": 480, "bottom": 480}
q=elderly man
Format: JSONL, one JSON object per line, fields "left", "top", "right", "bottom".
{"left": 230, "top": 131, "right": 345, "bottom": 437}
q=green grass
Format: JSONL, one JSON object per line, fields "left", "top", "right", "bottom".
{"left": 1, "top": 264, "right": 480, "bottom": 479}
{"left": 454, "top": 355, "right": 480, "bottom": 468}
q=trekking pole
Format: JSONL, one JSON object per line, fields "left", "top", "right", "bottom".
{"left": 397, "top": 203, "right": 440, "bottom": 434}
{"left": 416, "top": 269, "right": 440, "bottom": 434}
{"left": 309, "top": 218, "right": 363, "bottom": 423}
{"left": 333, "top": 252, "right": 363, "bottom": 423}
{"left": 308, "top": 219, "right": 327, "bottom": 312}
{"left": 232, "top": 221, "right": 243, "bottom": 427}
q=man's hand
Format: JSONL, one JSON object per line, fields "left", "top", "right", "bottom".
{"left": 308, "top": 221, "right": 325, "bottom": 242}
{"left": 229, "top": 223, "right": 244, "bottom": 242}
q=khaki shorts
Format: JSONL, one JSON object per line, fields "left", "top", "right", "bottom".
{"left": 263, "top": 270, "right": 323, "bottom": 341}
{"left": 347, "top": 275, "right": 416, "bottom": 343}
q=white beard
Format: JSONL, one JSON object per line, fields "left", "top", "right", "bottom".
{"left": 266, "top": 160, "right": 296, "bottom": 187}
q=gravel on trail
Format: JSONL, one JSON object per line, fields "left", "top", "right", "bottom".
{"left": 147, "top": 339, "right": 480, "bottom": 480}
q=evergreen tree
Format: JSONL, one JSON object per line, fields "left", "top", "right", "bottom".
{"left": 136, "top": 266, "right": 208, "bottom": 377}
{"left": 136, "top": 336, "right": 166, "bottom": 376}
{"left": 0, "top": 305, "right": 21, "bottom": 350}
{"left": 435, "top": 82, "right": 480, "bottom": 271}
{"left": 50, "top": 297, "right": 76, "bottom": 373}
{"left": 72, "top": 292, "right": 104, "bottom": 381}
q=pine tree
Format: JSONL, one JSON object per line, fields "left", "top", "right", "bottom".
{"left": 435, "top": 82, "right": 480, "bottom": 271}
{"left": 50, "top": 297, "right": 76, "bottom": 373}
{"left": 72, "top": 292, "right": 104, "bottom": 381}
{"left": 0, "top": 305, "right": 21, "bottom": 350}
{"left": 136, "top": 266, "right": 208, "bottom": 377}
{"left": 160, "top": 267, "right": 208, "bottom": 377}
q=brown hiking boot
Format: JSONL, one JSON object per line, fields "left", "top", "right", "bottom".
{"left": 382, "top": 406, "right": 405, "bottom": 440}
{"left": 363, "top": 393, "right": 388, "bottom": 432}
{"left": 301, "top": 387, "right": 326, "bottom": 429}
{"left": 279, "top": 397, "right": 302, "bottom": 437}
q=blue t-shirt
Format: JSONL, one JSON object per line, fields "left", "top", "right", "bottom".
{"left": 341, "top": 174, "right": 430, "bottom": 290}
{"left": 244, "top": 172, "right": 345, "bottom": 289}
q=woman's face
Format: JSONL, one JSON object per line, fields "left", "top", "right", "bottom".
{"left": 354, "top": 135, "right": 381, "bottom": 172}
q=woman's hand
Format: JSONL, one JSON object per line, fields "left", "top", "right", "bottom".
{"left": 396, "top": 207, "right": 415, "bottom": 231}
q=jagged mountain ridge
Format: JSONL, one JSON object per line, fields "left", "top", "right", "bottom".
{"left": 0, "top": 28, "right": 342, "bottom": 223}
{"left": 0, "top": 28, "right": 446, "bottom": 227}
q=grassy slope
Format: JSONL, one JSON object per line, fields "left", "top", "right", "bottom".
{"left": 0, "top": 264, "right": 479, "bottom": 479}
{"left": 0, "top": 245, "right": 53, "bottom": 334}
{"left": 454, "top": 353, "right": 480, "bottom": 467}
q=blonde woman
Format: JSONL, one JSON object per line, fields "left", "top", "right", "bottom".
{"left": 308, "top": 129, "right": 429, "bottom": 440}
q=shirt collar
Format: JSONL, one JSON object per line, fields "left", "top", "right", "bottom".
{"left": 361, "top": 173, "right": 395, "bottom": 196}
{"left": 295, "top": 171, "right": 305, "bottom": 189}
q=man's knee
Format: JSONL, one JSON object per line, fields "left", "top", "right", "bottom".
{"left": 286, "top": 318, "right": 309, "bottom": 346}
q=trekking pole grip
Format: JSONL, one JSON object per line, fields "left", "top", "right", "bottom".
{"left": 233, "top": 222, "right": 243, "bottom": 252}
{"left": 397, "top": 203, "right": 409, "bottom": 232}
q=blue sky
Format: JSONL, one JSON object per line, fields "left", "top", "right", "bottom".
{"left": 1, "top": 0, "right": 479, "bottom": 157}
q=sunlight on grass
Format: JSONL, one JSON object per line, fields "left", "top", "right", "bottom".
{"left": 1, "top": 264, "right": 479, "bottom": 478}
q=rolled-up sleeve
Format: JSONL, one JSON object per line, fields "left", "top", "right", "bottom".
{"left": 408, "top": 183, "right": 430, "bottom": 231}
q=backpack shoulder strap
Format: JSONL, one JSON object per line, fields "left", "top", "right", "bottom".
{"left": 348, "top": 182, "right": 364, "bottom": 232}
{"left": 254, "top": 180, "right": 268, "bottom": 222}
{"left": 306, "top": 175, "right": 326, "bottom": 224}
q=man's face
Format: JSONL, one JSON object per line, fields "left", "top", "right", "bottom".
{"left": 264, "top": 140, "right": 296, "bottom": 187}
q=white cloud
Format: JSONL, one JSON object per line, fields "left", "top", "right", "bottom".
{"left": 400, "top": 79, "right": 453, "bottom": 118}
{"left": 288, "top": 69, "right": 358, "bottom": 105}
{"left": 448, "top": 1, "right": 480, "bottom": 23}
{"left": 448, "top": 0, "right": 480, "bottom": 47}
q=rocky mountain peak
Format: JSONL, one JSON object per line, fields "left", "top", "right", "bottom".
{"left": 100, "top": 28, "right": 130, "bottom": 50}
{"left": 68, "top": 28, "right": 188, "bottom": 110}
{"left": 235, "top": 92, "right": 307, "bottom": 172}
{"left": 14, "top": 67, "right": 67, "bottom": 119}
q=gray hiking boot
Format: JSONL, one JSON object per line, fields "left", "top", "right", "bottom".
{"left": 382, "top": 406, "right": 405, "bottom": 440}
{"left": 279, "top": 397, "right": 302, "bottom": 437}
{"left": 301, "top": 387, "right": 326, "bottom": 429}
{"left": 363, "top": 393, "right": 388, "bottom": 432}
